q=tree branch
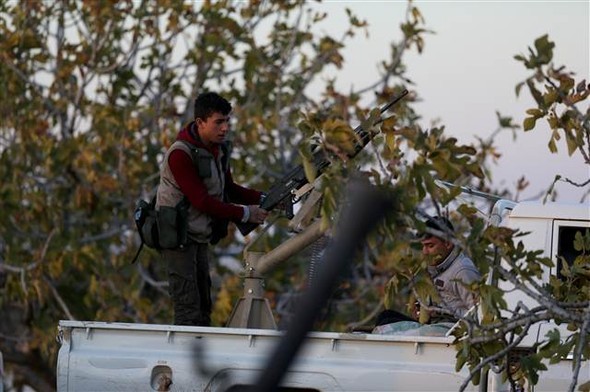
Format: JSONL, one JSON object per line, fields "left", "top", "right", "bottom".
{"left": 43, "top": 275, "right": 76, "bottom": 321}
{"left": 459, "top": 308, "right": 533, "bottom": 392}
{"left": 136, "top": 263, "right": 169, "bottom": 296}
{"left": 568, "top": 303, "right": 590, "bottom": 392}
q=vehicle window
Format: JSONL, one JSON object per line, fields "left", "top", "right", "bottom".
{"left": 556, "top": 225, "right": 589, "bottom": 280}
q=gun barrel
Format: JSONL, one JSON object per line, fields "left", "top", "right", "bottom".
{"left": 237, "top": 89, "right": 409, "bottom": 236}
{"left": 350, "top": 89, "right": 408, "bottom": 157}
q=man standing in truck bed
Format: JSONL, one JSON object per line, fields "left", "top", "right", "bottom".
{"left": 375, "top": 216, "right": 481, "bottom": 328}
{"left": 156, "top": 92, "right": 268, "bottom": 326}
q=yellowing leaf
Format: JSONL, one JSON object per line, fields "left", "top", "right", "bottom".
{"left": 302, "top": 155, "right": 317, "bottom": 183}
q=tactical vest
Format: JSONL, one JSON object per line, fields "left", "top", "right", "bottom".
{"left": 156, "top": 140, "right": 228, "bottom": 243}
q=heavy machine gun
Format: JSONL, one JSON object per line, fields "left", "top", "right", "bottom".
{"left": 238, "top": 89, "right": 408, "bottom": 236}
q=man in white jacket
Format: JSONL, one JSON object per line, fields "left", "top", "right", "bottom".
{"left": 420, "top": 216, "right": 481, "bottom": 322}
{"left": 373, "top": 216, "right": 481, "bottom": 330}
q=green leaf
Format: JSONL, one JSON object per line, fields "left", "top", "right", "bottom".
{"left": 565, "top": 130, "right": 578, "bottom": 156}
{"left": 513, "top": 54, "right": 526, "bottom": 63}
{"left": 515, "top": 81, "right": 525, "bottom": 97}
{"left": 548, "top": 138, "right": 558, "bottom": 153}
{"left": 525, "top": 108, "right": 543, "bottom": 118}
{"left": 533, "top": 34, "right": 554, "bottom": 65}
{"left": 543, "top": 89, "right": 558, "bottom": 106}
{"left": 302, "top": 155, "right": 317, "bottom": 183}
{"left": 523, "top": 116, "right": 537, "bottom": 131}
{"left": 520, "top": 354, "right": 547, "bottom": 385}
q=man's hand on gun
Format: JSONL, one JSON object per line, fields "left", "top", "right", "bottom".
{"left": 247, "top": 205, "right": 269, "bottom": 224}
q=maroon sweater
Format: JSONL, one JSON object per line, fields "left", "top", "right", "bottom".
{"left": 168, "top": 123, "right": 261, "bottom": 222}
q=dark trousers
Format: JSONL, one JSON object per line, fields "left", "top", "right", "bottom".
{"left": 374, "top": 309, "right": 416, "bottom": 327}
{"left": 163, "top": 243, "right": 212, "bottom": 326}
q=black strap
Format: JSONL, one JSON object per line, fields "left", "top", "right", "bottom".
{"left": 219, "top": 141, "right": 231, "bottom": 173}
{"left": 130, "top": 242, "right": 144, "bottom": 264}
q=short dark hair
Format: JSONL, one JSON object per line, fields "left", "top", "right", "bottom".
{"left": 194, "top": 92, "right": 232, "bottom": 121}
{"left": 420, "top": 216, "right": 454, "bottom": 240}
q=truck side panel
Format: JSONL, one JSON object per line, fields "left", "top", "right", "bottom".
{"left": 57, "top": 321, "right": 476, "bottom": 392}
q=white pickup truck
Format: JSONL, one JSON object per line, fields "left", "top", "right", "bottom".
{"left": 56, "top": 197, "right": 590, "bottom": 392}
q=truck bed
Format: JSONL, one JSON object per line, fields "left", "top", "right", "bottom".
{"left": 57, "top": 320, "right": 475, "bottom": 392}
{"left": 57, "top": 320, "right": 586, "bottom": 391}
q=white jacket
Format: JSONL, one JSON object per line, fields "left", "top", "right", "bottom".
{"left": 427, "top": 247, "right": 481, "bottom": 318}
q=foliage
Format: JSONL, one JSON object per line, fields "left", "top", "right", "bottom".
{"left": 0, "top": 0, "right": 443, "bottom": 389}
{"left": 515, "top": 34, "right": 590, "bottom": 201}
{"left": 446, "top": 36, "right": 590, "bottom": 392}
{"left": 1, "top": 0, "right": 587, "bottom": 391}
{"left": 298, "top": 33, "right": 590, "bottom": 392}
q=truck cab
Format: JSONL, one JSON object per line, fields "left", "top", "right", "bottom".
{"left": 497, "top": 200, "right": 590, "bottom": 347}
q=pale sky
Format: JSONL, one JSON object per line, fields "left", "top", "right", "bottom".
{"left": 314, "top": 0, "right": 590, "bottom": 202}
